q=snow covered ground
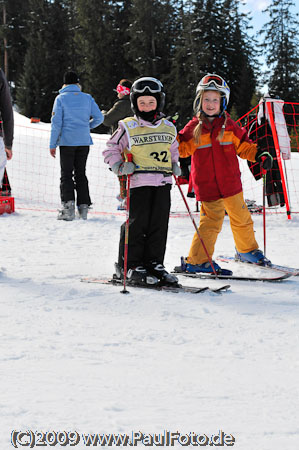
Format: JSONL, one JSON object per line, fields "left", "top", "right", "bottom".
{"left": 1, "top": 114, "right": 299, "bottom": 449}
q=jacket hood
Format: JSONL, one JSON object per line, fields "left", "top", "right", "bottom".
{"left": 59, "top": 84, "right": 81, "bottom": 94}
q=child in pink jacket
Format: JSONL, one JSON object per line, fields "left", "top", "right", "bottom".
{"left": 103, "top": 77, "right": 181, "bottom": 286}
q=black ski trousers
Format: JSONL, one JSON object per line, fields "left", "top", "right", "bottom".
{"left": 59, "top": 146, "right": 91, "bottom": 206}
{"left": 118, "top": 184, "right": 171, "bottom": 269}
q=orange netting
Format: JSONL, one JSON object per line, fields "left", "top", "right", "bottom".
{"left": 3, "top": 105, "right": 299, "bottom": 216}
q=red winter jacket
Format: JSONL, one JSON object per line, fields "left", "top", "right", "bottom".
{"left": 178, "top": 115, "right": 258, "bottom": 201}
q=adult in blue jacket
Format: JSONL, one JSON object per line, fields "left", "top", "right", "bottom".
{"left": 49, "top": 71, "right": 103, "bottom": 220}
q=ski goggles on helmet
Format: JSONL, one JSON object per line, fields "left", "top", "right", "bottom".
{"left": 115, "top": 84, "right": 130, "bottom": 95}
{"left": 199, "top": 74, "right": 227, "bottom": 90}
{"left": 132, "top": 77, "right": 163, "bottom": 94}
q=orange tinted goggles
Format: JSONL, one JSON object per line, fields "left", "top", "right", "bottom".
{"left": 201, "top": 75, "right": 226, "bottom": 88}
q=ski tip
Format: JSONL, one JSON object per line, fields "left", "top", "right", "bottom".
{"left": 214, "top": 284, "right": 231, "bottom": 292}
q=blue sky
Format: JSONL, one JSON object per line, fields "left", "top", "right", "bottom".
{"left": 238, "top": 0, "right": 298, "bottom": 91}
{"left": 239, "top": 0, "right": 299, "bottom": 36}
{"left": 239, "top": 0, "right": 271, "bottom": 34}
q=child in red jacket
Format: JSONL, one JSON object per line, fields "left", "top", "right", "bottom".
{"left": 178, "top": 74, "right": 273, "bottom": 273}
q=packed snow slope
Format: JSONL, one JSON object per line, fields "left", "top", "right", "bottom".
{"left": 1, "top": 113, "right": 299, "bottom": 449}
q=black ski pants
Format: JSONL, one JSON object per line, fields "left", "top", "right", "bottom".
{"left": 118, "top": 184, "right": 171, "bottom": 269}
{"left": 59, "top": 146, "right": 91, "bottom": 206}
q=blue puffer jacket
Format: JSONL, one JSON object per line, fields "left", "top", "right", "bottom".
{"left": 50, "top": 84, "right": 103, "bottom": 148}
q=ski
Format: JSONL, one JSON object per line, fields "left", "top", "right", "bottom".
{"left": 217, "top": 255, "right": 299, "bottom": 276}
{"left": 172, "top": 267, "right": 292, "bottom": 282}
{"left": 81, "top": 277, "right": 231, "bottom": 294}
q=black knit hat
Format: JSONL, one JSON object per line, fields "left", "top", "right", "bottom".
{"left": 63, "top": 71, "right": 79, "bottom": 85}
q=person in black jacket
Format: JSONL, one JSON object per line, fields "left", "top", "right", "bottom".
{"left": 102, "top": 79, "right": 133, "bottom": 134}
{"left": 0, "top": 68, "right": 14, "bottom": 193}
{"left": 102, "top": 79, "right": 133, "bottom": 209}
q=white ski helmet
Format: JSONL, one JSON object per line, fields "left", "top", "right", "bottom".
{"left": 130, "top": 77, "right": 165, "bottom": 114}
{"left": 193, "top": 73, "right": 230, "bottom": 115}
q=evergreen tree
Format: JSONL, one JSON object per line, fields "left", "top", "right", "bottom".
{"left": 0, "top": 0, "right": 30, "bottom": 94}
{"left": 45, "top": 0, "right": 73, "bottom": 101}
{"left": 114, "top": 0, "right": 136, "bottom": 80}
{"left": 16, "top": 0, "right": 71, "bottom": 121}
{"left": 127, "top": 0, "right": 177, "bottom": 81}
{"left": 198, "top": 0, "right": 225, "bottom": 73}
{"left": 63, "top": 0, "right": 80, "bottom": 69}
{"left": 167, "top": 0, "right": 207, "bottom": 127}
{"left": 260, "top": 0, "right": 299, "bottom": 101}
{"left": 7, "top": 0, "right": 268, "bottom": 124}
{"left": 75, "top": 0, "right": 131, "bottom": 110}
{"left": 220, "top": 0, "right": 257, "bottom": 117}
{"left": 16, "top": 0, "right": 49, "bottom": 119}
{"left": 169, "top": 0, "right": 257, "bottom": 124}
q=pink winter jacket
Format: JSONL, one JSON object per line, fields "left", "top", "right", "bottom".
{"left": 102, "top": 116, "right": 179, "bottom": 188}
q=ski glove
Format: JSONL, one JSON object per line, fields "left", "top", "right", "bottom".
{"left": 112, "top": 161, "right": 135, "bottom": 176}
{"left": 255, "top": 149, "right": 273, "bottom": 171}
{"left": 172, "top": 162, "right": 182, "bottom": 176}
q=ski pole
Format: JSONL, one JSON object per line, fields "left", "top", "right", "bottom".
{"left": 121, "top": 154, "right": 133, "bottom": 294}
{"left": 261, "top": 157, "right": 267, "bottom": 257}
{"left": 173, "top": 175, "right": 218, "bottom": 276}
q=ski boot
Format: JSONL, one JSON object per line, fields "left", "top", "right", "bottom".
{"left": 57, "top": 201, "right": 75, "bottom": 221}
{"left": 117, "top": 198, "right": 127, "bottom": 211}
{"left": 114, "top": 263, "right": 159, "bottom": 286}
{"left": 78, "top": 204, "right": 89, "bottom": 220}
{"left": 114, "top": 262, "right": 122, "bottom": 280}
{"left": 147, "top": 262, "right": 179, "bottom": 286}
{"left": 127, "top": 266, "right": 159, "bottom": 286}
{"left": 235, "top": 249, "right": 271, "bottom": 266}
{"left": 181, "top": 257, "right": 233, "bottom": 276}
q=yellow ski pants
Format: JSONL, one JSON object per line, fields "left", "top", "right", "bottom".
{"left": 187, "top": 192, "right": 259, "bottom": 265}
